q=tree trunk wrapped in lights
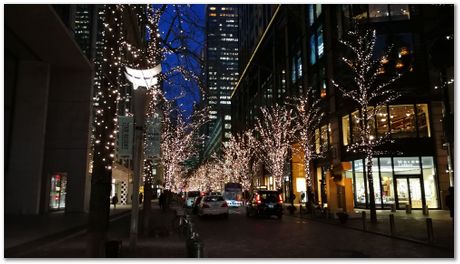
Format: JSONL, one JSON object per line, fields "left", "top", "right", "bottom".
{"left": 332, "top": 25, "right": 401, "bottom": 223}
{"left": 289, "top": 87, "right": 325, "bottom": 212}
{"left": 87, "top": 4, "right": 125, "bottom": 257}
{"left": 254, "top": 104, "right": 296, "bottom": 191}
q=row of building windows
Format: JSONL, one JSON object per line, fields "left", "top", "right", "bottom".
{"left": 342, "top": 104, "right": 431, "bottom": 146}
{"left": 343, "top": 4, "right": 410, "bottom": 23}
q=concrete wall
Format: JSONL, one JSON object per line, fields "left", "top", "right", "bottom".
{"left": 5, "top": 61, "right": 50, "bottom": 214}
{"left": 42, "top": 67, "right": 93, "bottom": 213}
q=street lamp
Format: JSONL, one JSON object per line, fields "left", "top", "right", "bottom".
{"left": 124, "top": 64, "right": 161, "bottom": 252}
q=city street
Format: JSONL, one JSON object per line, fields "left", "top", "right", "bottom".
{"left": 9, "top": 204, "right": 452, "bottom": 258}
{"left": 190, "top": 207, "right": 451, "bottom": 258}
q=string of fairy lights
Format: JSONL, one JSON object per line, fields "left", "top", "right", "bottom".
{"left": 332, "top": 26, "right": 402, "bottom": 220}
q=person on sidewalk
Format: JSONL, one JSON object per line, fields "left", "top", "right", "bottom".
{"left": 112, "top": 195, "right": 118, "bottom": 209}
{"left": 139, "top": 192, "right": 144, "bottom": 204}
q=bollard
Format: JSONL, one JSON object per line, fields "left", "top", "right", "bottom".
{"left": 426, "top": 218, "right": 434, "bottom": 243}
{"left": 391, "top": 204, "right": 396, "bottom": 212}
{"left": 389, "top": 214, "right": 395, "bottom": 236}
{"left": 405, "top": 203, "right": 412, "bottom": 214}
{"left": 194, "top": 240, "right": 204, "bottom": 258}
{"left": 423, "top": 205, "right": 429, "bottom": 216}
{"left": 361, "top": 211, "right": 367, "bottom": 231}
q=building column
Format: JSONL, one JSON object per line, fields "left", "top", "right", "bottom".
{"left": 6, "top": 60, "right": 50, "bottom": 215}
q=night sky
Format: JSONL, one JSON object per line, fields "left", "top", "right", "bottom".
{"left": 159, "top": 4, "right": 206, "bottom": 118}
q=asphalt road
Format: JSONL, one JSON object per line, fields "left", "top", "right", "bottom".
{"left": 190, "top": 206, "right": 453, "bottom": 258}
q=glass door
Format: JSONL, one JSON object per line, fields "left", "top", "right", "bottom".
{"left": 396, "top": 178, "right": 409, "bottom": 209}
{"left": 396, "top": 177, "right": 423, "bottom": 209}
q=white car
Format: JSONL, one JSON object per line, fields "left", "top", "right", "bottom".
{"left": 198, "top": 195, "right": 229, "bottom": 218}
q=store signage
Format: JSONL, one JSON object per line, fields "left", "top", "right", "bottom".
{"left": 118, "top": 116, "right": 133, "bottom": 158}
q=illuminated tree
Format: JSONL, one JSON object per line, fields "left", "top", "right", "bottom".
{"left": 332, "top": 25, "right": 401, "bottom": 223}
{"left": 254, "top": 104, "right": 296, "bottom": 190}
{"left": 289, "top": 88, "right": 324, "bottom": 209}
{"left": 160, "top": 101, "right": 207, "bottom": 193}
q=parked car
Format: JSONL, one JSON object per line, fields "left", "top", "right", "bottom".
{"left": 192, "top": 196, "right": 203, "bottom": 214}
{"left": 246, "top": 190, "right": 283, "bottom": 219}
{"left": 185, "top": 191, "right": 201, "bottom": 208}
{"left": 197, "top": 195, "right": 229, "bottom": 218}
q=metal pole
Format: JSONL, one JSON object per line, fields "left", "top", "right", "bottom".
{"left": 426, "top": 218, "right": 434, "bottom": 243}
{"left": 389, "top": 214, "right": 395, "bottom": 236}
{"left": 129, "top": 87, "right": 147, "bottom": 252}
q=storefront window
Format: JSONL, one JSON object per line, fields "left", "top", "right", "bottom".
{"left": 422, "top": 156, "right": 438, "bottom": 208}
{"left": 416, "top": 104, "right": 431, "bottom": 138}
{"left": 365, "top": 158, "right": 382, "bottom": 207}
{"left": 393, "top": 157, "right": 421, "bottom": 175}
{"left": 380, "top": 157, "right": 395, "bottom": 206}
{"left": 367, "top": 107, "right": 376, "bottom": 138}
{"left": 354, "top": 160, "right": 366, "bottom": 205}
{"left": 389, "top": 104, "right": 416, "bottom": 138}
{"left": 376, "top": 105, "right": 389, "bottom": 136}
{"left": 49, "top": 173, "right": 67, "bottom": 210}
{"left": 351, "top": 110, "right": 361, "bottom": 142}
{"left": 342, "top": 115, "right": 350, "bottom": 146}
{"left": 315, "top": 128, "right": 320, "bottom": 154}
{"left": 320, "top": 124, "right": 328, "bottom": 152}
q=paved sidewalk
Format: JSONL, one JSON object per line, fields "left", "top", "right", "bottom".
{"left": 4, "top": 201, "right": 188, "bottom": 258}
{"left": 4, "top": 205, "right": 131, "bottom": 251}
{"left": 288, "top": 205, "right": 454, "bottom": 250}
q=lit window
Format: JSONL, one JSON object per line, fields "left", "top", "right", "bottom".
{"left": 342, "top": 115, "right": 350, "bottom": 146}
{"left": 224, "top": 115, "right": 231, "bottom": 120}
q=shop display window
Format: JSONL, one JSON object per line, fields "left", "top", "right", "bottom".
{"left": 320, "top": 124, "right": 328, "bottom": 152}
{"left": 49, "top": 173, "right": 67, "bottom": 210}
{"left": 416, "top": 104, "right": 431, "bottom": 138}
{"left": 354, "top": 160, "right": 366, "bottom": 205}
{"left": 342, "top": 115, "right": 350, "bottom": 146}
{"left": 389, "top": 104, "right": 417, "bottom": 138}
{"left": 422, "top": 156, "right": 438, "bottom": 208}
{"left": 376, "top": 105, "right": 389, "bottom": 136}
{"left": 379, "top": 157, "right": 395, "bottom": 206}
{"left": 351, "top": 110, "right": 361, "bottom": 142}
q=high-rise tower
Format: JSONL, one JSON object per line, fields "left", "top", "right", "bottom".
{"left": 203, "top": 4, "right": 239, "bottom": 158}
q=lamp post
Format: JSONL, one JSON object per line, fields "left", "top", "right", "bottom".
{"left": 124, "top": 65, "right": 161, "bottom": 252}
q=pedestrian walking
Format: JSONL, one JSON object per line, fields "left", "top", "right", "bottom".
{"left": 112, "top": 195, "right": 118, "bottom": 209}
{"left": 139, "top": 192, "right": 144, "bottom": 204}
{"left": 159, "top": 192, "right": 165, "bottom": 211}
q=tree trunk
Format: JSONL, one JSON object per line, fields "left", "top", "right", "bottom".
{"left": 366, "top": 153, "right": 377, "bottom": 223}
{"left": 86, "top": 4, "right": 121, "bottom": 257}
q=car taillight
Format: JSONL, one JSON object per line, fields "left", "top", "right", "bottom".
{"left": 256, "top": 194, "right": 261, "bottom": 204}
{"left": 202, "top": 203, "right": 210, "bottom": 208}
{"left": 221, "top": 202, "right": 228, "bottom": 207}
{"left": 278, "top": 194, "right": 283, "bottom": 204}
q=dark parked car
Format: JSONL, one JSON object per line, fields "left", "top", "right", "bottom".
{"left": 246, "top": 190, "right": 283, "bottom": 219}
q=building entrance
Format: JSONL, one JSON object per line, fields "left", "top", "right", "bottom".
{"left": 395, "top": 176, "right": 424, "bottom": 209}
